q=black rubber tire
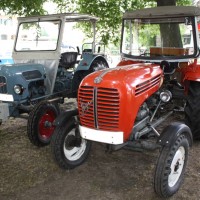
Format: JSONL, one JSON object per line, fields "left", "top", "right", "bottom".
{"left": 154, "top": 134, "right": 189, "bottom": 198}
{"left": 71, "top": 58, "right": 109, "bottom": 98}
{"left": 51, "top": 120, "right": 91, "bottom": 169}
{"left": 185, "top": 81, "right": 200, "bottom": 140}
{"left": 71, "top": 70, "right": 90, "bottom": 97}
{"left": 89, "top": 58, "right": 109, "bottom": 72}
{"left": 27, "top": 101, "right": 60, "bottom": 147}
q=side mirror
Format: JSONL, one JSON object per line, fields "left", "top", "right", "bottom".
{"left": 98, "top": 46, "right": 101, "bottom": 53}
{"left": 77, "top": 46, "right": 80, "bottom": 55}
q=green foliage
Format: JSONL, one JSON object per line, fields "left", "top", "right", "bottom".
{"left": 76, "top": 0, "right": 121, "bottom": 45}
{"left": 51, "top": 0, "right": 77, "bottom": 13}
{"left": 139, "top": 24, "right": 159, "bottom": 47}
{"left": 176, "top": 0, "right": 192, "bottom": 5}
{"left": 76, "top": 0, "right": 156, "bottom": 45}
{"left": 75, "top": 0, "right": 192, "bottom": 45}
{"left": 0, "top": 0, "right": 46, "bottom": 16}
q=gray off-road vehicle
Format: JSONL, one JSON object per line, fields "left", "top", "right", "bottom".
{"left": 0, "top": 13, "right": 109, "bottom": 146}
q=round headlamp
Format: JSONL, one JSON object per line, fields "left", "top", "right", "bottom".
{"left": 160, "top": 90, "right": 172, "bottom": 103}
{"left": 14, "top": 84, "right": 23, "bottom": 95}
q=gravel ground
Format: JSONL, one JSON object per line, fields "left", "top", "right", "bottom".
{"left": 0, "top": 99, "right": 200, "bottom": 200}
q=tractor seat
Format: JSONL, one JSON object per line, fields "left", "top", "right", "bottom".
{"left": 82, "top": 49, "right": 92, "bottom": 53}
{"left": 59, "top": 52, "right": 78, "bottom": 69}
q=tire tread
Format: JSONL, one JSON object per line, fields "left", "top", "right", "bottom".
{"left": 154, "top": 134, "right": 189, "bottom": 198}
{"left": 185, "top": 81, "right": 200, "bottom": 139}
{"left": 27, "top": 101, "right": 59, "bottom": 147}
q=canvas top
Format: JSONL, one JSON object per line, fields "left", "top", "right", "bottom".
{"left": 123, "top": 6, "right": 200, "bottom": 19}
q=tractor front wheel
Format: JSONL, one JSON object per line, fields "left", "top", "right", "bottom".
{"left": 27, "top": 101, "right": 60, "bottom": 147}
{"left": 154, "top": 134, "right": 189, "bottom": 198}
{"left": 51, "top": 120, "right": 91, "bottom": 169}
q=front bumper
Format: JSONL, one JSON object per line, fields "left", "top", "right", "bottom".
{"left": 79, "top": 125, "right": 124, "bottom": 144}
{"left": 0, "top": 94, "right": 14, "bottom": 121}
{"left": 0, "top": 103, "right": 9, "bottom": 122}
{"left": 0, "top": 94, "right": 14, "bottom": 102}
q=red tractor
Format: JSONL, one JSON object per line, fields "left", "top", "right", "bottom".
{"left": 50, "top": 6, "right": 200, "bottom": 197}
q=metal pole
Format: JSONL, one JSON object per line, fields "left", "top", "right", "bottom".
{"left": 92, "top": 20, "right": 96, "bottom": 53}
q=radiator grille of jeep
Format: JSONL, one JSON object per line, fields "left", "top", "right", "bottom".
{"left": 22, "top": 70, "right": 42, "bottom": 80}
{"left": 78, "top": 86, "right": 120, "bottom": 131}
{"left": 0, "top": 76, "right": 7, "bottom": 93}
{"left": 135, "top": 75, "right": 161, "bottom": 96}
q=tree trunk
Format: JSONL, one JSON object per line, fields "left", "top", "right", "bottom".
{"left": 157, "top": 0, "right": 183, "bottom": 48}
{"left": 157, "top": 0, "right": 176, "bottom": 6}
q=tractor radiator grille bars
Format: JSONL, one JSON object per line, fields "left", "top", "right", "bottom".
{"left": 78, "top": 86, "right": 120, "bottom": 131}
{"left": 0, "top": 76, "right": 7, "bottom": 93}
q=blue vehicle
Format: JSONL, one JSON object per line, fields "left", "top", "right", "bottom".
{"left": 0, "top": 13, "right": 109, "bottom": 146}
{"left": 0, "top": 49, "right": 14, "bottom": 64}
{"left": 0, "top": 57, "right": 13, "bottom": 64}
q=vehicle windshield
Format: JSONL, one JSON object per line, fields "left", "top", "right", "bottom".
{"left": 15, "top": 20, "right": 60, "bottom": 51}
{"left": 121, "top": 17, "right": 197, "bottom": 60}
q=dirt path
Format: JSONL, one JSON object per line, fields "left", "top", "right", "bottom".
{"left": 0, "top": 102, "right": 200, "bottom": 200}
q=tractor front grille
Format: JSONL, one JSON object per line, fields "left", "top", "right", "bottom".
{"left": 0, "top": 76, "right": 7, "bottom": 93}
{"left": 79, "top": 86, "right": 120, "bottom": 131}
{"left": 22, "top": 70, "right": 42, "bottom": 80}
{"left": 79, "top": 86, "right": 94, "bottom": 128}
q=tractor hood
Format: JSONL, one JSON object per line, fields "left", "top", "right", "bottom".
{"left": 0, "top": 63, "right": 45, "bottom": 78}
{"left": 81, "top": 63, "right": 163, "bottom": 90}
{"left": 78, "top": 62, "right": 163, "bottom": 141}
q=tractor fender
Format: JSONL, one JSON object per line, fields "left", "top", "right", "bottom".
{"left": 157, "top": 122, "right": 193, "bottom": 147}
{"left": 53, "top": 109, "right": 78, "bottom": 127}
{"left": 181, "top": 59, "right": 200, "bottom": 82}
{"left": 76, "top": 54, "right": 108, "bottom": 71}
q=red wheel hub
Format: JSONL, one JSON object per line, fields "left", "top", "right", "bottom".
{"left": 39, "top": 110, "right": 56, "bottom": 140}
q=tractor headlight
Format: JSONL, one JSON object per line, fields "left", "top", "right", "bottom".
{"left": 14, "top": 84, "right": 23, "bottom": 95}
{"left": 160, "top": 90, "right": 172, "bottom": 103}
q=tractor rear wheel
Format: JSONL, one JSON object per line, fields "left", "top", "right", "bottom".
{"left": 71, "top": 70, "right": 90, "bottom": 98}
{"left": 185, "top": 81, "right": 200, "bottom": 139}
{"left": 27, "top": 101, "right": 60, "bottom": 147}
{"left": 89, "top": 58, "right": 109, "bottom": 72}
{"left": 71, "top": 58, "right": 109, "bottom": 98}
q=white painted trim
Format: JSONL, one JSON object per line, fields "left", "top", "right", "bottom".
{"left": 0, "top": 94, "right": 14, "bottom": 102}
{"left": 79, "top": 125, "right": 124, "bottom": 145}
{"left": 12, "top": 51, "right": 60, "bottom": 60}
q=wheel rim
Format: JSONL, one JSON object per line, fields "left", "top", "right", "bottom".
{"left": 63, "top": 129, "right": 86, "bottom": 161}
{"left": 39, "top": 110, "right": 56, "bottom": 141}
{"left": 168, "top": 146, "right": 185, "bottom": 187}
